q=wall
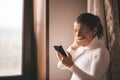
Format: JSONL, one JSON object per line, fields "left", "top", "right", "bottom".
{"left": 49, "top": 0, "right": 87, "bottom": 80}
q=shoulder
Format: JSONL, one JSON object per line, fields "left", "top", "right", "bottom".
{"left": 92, "top": 46, "right": 110, "bottom": 62}
{"left": 95, "top": 46, "right": 109, "bottom": 54}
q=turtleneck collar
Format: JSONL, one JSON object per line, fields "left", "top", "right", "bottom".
{"left": 80, "top": 36, "right": 104, "bottom": 50}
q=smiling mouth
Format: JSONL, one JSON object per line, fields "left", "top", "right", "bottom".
{"left": 75, "top": 37, "right": 86, "bottom": 43}
{"left": 75, "top": 37, "right": 85, "bottom": 40}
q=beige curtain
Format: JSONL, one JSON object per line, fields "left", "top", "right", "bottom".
{"left": 104, "top": 0, "right": 120, "bottom": 80}
{"left": 87, "top": 0, "right": 109, "bottom": 48}
{"left": 34, "top": 0, "right": 46, "bottom": 80}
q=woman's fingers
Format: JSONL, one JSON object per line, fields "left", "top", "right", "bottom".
{"left": 56, "top": 52, "right": 64, "bottom": 60}
{"left": 66, "top": 51, "right": 72, "bottom": 59}
{"left": 56, "top": 51, "right": 74, "bottom": 67}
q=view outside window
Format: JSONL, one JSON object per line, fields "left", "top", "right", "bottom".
{"left": 0, "top": 0, "right": 23, "bottom": 76}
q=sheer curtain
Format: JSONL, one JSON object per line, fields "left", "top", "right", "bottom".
{"left": 87, "top": 0, "right": 120, "bottom": 80}
{"left": 87, "top": 0, "right": 109, "bottom": 48}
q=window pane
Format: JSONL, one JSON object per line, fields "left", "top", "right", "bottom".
{"left": 0, "top": 0, "right": 23, "bottom": 76}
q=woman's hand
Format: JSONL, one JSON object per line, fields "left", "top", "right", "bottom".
{"left": 56, "top": 51, "right": 74, "bottom": 68}
{"left": 71, "top": 37, "right": 81, "bottom": 50}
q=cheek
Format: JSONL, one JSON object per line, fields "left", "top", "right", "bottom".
{"left": 73, "top": 30, "right": 77, "bottom": 37}
{"left": 84, "top": 33, "right": 93, "bottom": 40}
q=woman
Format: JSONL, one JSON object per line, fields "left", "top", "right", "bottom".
{"left": 56, "top": 13, "right": 110, "bottom": 80}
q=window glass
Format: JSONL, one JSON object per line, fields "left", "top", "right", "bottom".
{"left": 0, "top": 0, "right": 23, "bottom": 76}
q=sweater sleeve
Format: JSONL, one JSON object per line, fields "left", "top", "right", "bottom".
{"left": 69, "top": 64, "right": 96, "bottom": 80}
{"left": 69, "top": 47, "right": 110, "bottom": 80}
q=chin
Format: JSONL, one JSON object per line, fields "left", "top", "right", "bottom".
{"left": 76, "top": 40, "right": 81, "bottom": 43}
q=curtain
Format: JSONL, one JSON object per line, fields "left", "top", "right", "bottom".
{"left": 104, "top": 0, "right": 120, "bottom": 80}
{"left": 34, "top": 0, "right": 46, "bottom": 80}
{"left": 87, "top": 0, "right": 109, "bottom": 48}
{"left": 88, "top": 0, "right": 120, "bottom": 80}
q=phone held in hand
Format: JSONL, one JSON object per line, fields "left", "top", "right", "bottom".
{"left": 54, "top": 45, "right": 67, "bottom": 57}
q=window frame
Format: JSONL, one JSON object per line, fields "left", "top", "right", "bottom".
{"left": 0, "top": 0, "right": 37, "bottom": 80}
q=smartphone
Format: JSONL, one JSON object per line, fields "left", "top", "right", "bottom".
{"left": 54, "top": 45, "right": 67, "bottom": 57}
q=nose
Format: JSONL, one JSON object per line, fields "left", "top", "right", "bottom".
{"left": 76, "top": 31, "right": 82, "bottom": 37}
{"left": 76, "top": 32, "right": 79, "bottom": 37}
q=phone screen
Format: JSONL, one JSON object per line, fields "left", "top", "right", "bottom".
{"left": 54, "top": 45, "right": 67, "bottom": 57}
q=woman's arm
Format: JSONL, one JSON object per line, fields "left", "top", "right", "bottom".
{"left": 69, "top": 47, "right": 110, "bottom": 80}
{"left": 89, "top": 48, "right": 110, "bottom": 79}
{"left": 57, "top": 51, "right": 96, "bottom": 80}
{"left": 69, "top": 64, "right": 96, "bottom": 80}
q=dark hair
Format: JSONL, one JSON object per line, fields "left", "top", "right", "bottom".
{"left": 76, "top": 13, "right": 103, "bottom": 39}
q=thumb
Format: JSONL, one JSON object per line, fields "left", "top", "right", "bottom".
{"left": 66, "top": 52, "right": 72, "bottom": 59}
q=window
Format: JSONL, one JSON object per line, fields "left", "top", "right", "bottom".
{"left": 0, "top": 0, "right": 37, "bottom": 80}
{"left": 0, "top": 0, "right": 23, "bottom": 76}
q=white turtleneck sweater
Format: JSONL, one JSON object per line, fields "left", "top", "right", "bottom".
{"left": 58, "top": 37, "right": 110, "bottom": 80}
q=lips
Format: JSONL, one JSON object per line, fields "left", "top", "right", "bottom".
{"left": 75, "top": 37, "right": 85, "bottom": 40}
{"left": 75, "top": 37, "right": 86, "bottom": 43}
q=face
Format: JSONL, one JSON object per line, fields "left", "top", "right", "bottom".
{"left": 73, "top": 22, "right": 97, "bottom": 46}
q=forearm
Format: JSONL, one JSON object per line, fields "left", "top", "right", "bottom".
{"left": 69, "top": 64, "right": 97, "bottom": 80}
